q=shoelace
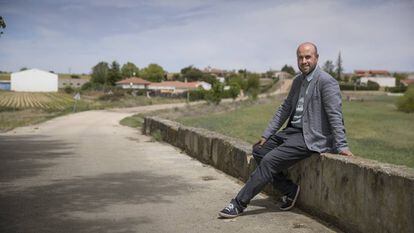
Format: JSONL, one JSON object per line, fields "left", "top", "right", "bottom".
{"left": 281, "top": 196, "right": 292, "bottom": 203}
{"left": 224, "top": 203, "right": 235, "bottom": 212}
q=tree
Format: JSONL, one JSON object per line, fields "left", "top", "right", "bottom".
{"left": 20, "top": 67, "right": 28, "bottom": 71}
{"left": 107, "top": 61, "right": 122, "bottom": 86}
{"left": 335, "top": 52, "right": 343, "bottom": 81}
{"left": 205, "top": 82, "right": 224, "bottom": 105}
{"left": 246, "top": 73, "right": 260, "bottom": 100}
{"left": 281, "top": 64, "right": 295, "bottom": 75}
{"left": 121, "top": 62, "right": 139, "bottom": 78}
{"left": 228, "top": 73, "right": 247, "bottom": 91}
{"left": 322, "top": 60, "right": 335, "bottom": 77}
{"left": 0, "top": 16, "right": 6, "bottom": 36}
{"left": 141, "top": 63, "right": 165, "bottom": 82}
{"left": 397, "top": 86, "right": 414, "bottom": 113}
{"left": 228, "top": 83, "right": 241, "bottom": 100}
{"left": 180, "top": 65, "right": 204, "bottom": 82}
{"left": 91, "top": 61, "right": 109, "bottom": 84}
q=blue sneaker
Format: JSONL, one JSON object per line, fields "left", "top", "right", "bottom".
{"left": 218, "top": 200, "right": 244, "bottom": 218}
{"left": 280, "top": 185, "right": 300, "bottom": 211}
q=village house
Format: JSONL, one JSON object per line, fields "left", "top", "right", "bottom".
{"left": 355, "top": 69, "right": 396, "bottom": 87}
{"left": 148, "top": 81, "right": 211, "bottom": 94}
{"left": 116, "top": 77, "right": 152, "bottom": 90}
{"left": 58, "top": 78, "right": 88, "bottom": 89}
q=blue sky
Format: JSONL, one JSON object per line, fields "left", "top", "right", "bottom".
{"left": 0, "top": 0, "right": 413, "bottom": 74}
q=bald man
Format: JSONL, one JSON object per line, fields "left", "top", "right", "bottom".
{"left": 219, "top": 42, "right": 353, "bottom": 218}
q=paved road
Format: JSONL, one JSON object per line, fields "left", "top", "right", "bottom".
{"left": 0, "top": 102, "right": 339, "bottom": 233}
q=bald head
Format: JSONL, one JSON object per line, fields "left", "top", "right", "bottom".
{"left": 297, "top": 42, "right": 318, "bottom": 56}
{"left": 296, "top": 42, "right": 319, "bottom": 75}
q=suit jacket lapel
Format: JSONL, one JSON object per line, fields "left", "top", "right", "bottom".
{"left": 289, "top": 75, "right": 303, "bottom": 116}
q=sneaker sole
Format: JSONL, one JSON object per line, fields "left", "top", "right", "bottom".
{"left": 280, "top": 185, "right": 300, "bottom": 211}
{"left": 218, "top": 212, "right": 240, "bottom": 218}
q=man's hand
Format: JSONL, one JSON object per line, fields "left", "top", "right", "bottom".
{"left": 339, "top": 150, "right": 354, "bottom": 156}
{"left": 259, "top": 137, "right": 267, "bottom": 146}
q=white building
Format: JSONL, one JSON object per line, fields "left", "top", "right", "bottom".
{"left": 11, "top": 69, "right": 58, "bottom": 92}
{"left": 360, "top": 76, "right": 396, "bottom": 87}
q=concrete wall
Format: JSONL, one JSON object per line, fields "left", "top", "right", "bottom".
{"left": 143, "top": 116, "right": 414, "bottom": 233}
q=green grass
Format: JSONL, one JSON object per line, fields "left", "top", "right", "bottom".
{"left": 120, "top": 115, "right": 144, "bottom": 128}
{"left": 173, "top": 95, "right": 414, "bottom": 168}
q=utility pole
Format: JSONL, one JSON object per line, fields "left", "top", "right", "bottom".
{"left": 185, "top": 77, "right": 189, "bottom": 103}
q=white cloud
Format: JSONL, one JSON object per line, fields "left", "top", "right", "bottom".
{"left": 0, "top": 0, "right": 413, "bottom": 73}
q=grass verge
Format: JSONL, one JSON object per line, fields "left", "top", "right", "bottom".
{"left": 141, "top": 94, "right": 414, "bottom": 168}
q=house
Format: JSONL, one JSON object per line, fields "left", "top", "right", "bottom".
{"left": 360, "top": 76, "right": 396, "bottom": 87}
{"left": 355, "top": 70, "right": 390, "bottom": 77}
{"left": 148, "top": 81, "right": 208, "bottom": 94}
{"left": 203, "top": 66, "right": 227, "bottom": 77}
{"left": 0, "top": 80, "right": 10, "bottom": 91}
{"left": 58, "top": 78, "right": 88, "bottom": 89}
{"left": 401, "top": 79, "right": 414, "bottom": 86}
{"left": 116, "top": 77, "right": 152, "bottom": 89}
{"left": 11, "top": 69, "right": 58, "bottom": 92}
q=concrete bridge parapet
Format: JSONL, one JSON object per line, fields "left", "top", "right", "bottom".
{"left": 143, "top": 116, "right": 414, "bottom": 233}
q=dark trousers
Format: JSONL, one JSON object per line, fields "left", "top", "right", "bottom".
{"left": 235, "top": 127, "right": 313, "bottom": 207}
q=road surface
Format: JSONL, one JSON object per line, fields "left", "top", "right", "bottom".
{"left": 0, "top": 91, "right": 340, "bottom": 233}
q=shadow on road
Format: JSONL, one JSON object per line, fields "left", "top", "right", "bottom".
{"left": 0, "top": 171, "right": 203, "bottom": 233}
{"left": 0, "top": 135, "right": 74, "bottom": 182}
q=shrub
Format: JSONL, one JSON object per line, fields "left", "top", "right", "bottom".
{"left": 189, "top": 89, "right": 206, "bottom": 101}
{"left": 205, "top": 83, "right": 223, "bottom": 105}
{"left": 81, "top": 82, "right": 104, "bottom": 91}
{"left": 397, "top": 86, "right": 414, "bottom": 113}
{"left": 64, "top": 86, "right": 74, "bottom": 94}
{"left": 98, "top": 89, "right": 125, "bottom": 101}
{"left": 386, "top": 84, "right": 407, "bottom": 93}
{"left": 339, "top": 81, "right": 380, "bottom": 91}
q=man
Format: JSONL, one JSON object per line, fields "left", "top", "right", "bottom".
{"left": 219, "top": 42, "right": 353, "bottom": 218}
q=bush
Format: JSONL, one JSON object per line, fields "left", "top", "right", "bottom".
{"left": 81, "top": 82, "right": 104, "bottom": 91}
{"left": 397, "top": 86, "right": 414, "bottom": 113}
{"left": 64, "top": 86, "right": 74, "bottom": 94}
{"left": 386, "top": 84, "right": 407, "bottom": 93}
{"left": 205, "top": 83, "right": 223, "bottom": 105}
{"left": 189, "top": 89, "right": 206, "bottom": 101}
{"left": 98, "top": 89, "right": 125, "bottom": 101}
{"left": 340, "top": 81, "right": 380, "bottom": 91}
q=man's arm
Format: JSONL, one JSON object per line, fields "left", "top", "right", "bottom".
{"left": 320, "top": 76, "right": 352, "bottom": 155}
{"left": 261, "top": 79, "right": 297, "bottom": 140}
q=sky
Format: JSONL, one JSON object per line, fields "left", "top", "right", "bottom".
{"left": 0, "top": 0, "right": 413, "bottom": 74}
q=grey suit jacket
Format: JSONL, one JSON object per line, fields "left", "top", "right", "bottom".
{"left": 262, "top": 66, "right": 349, "bottom": 153}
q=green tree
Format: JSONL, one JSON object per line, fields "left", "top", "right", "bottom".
{"left": 107, "top": 61, "right": 122, "bottom": 86}
{"left": 121, "top": 62, "right": 139, "bottom": 78}
{"left": 397, "top": 86, "right": 414, "bottom": 113}
{"left": 0, "top": 16, "right": 6, "bottom": 36}
{"left": 141, "top": 63, "right": 165, "bottom": 82}
{"left": 281, "top": 64, "right": 295, "bottom": 75}
{"left": 205, "top": 82, "right": 223, "bottom": 105}
{"left": 180, "top": 65, "right": 204, "bottom": 82}
{"left": 228, "top": 83, "right": 241, "bottom": 100}
{"left": 91, "top": 61, "right": 109, "bottom": 84}
{"left": 246, "top": 73, "right": 260, "bottom": 100}
{"left": 335, "top": 52, "right": 343, "bottom": 81}
{"left": 227, "top": 73, "right": 247, "bottom": 91}
{"left": 322, "top": 60, "right": 335, "bottom": 77}
{"left": 20, "top": 67, "right": 28, "bottom": 71}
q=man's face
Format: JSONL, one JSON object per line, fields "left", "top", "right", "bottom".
{"left": 297, "top": 45, "right": 318, "bottom": 75}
